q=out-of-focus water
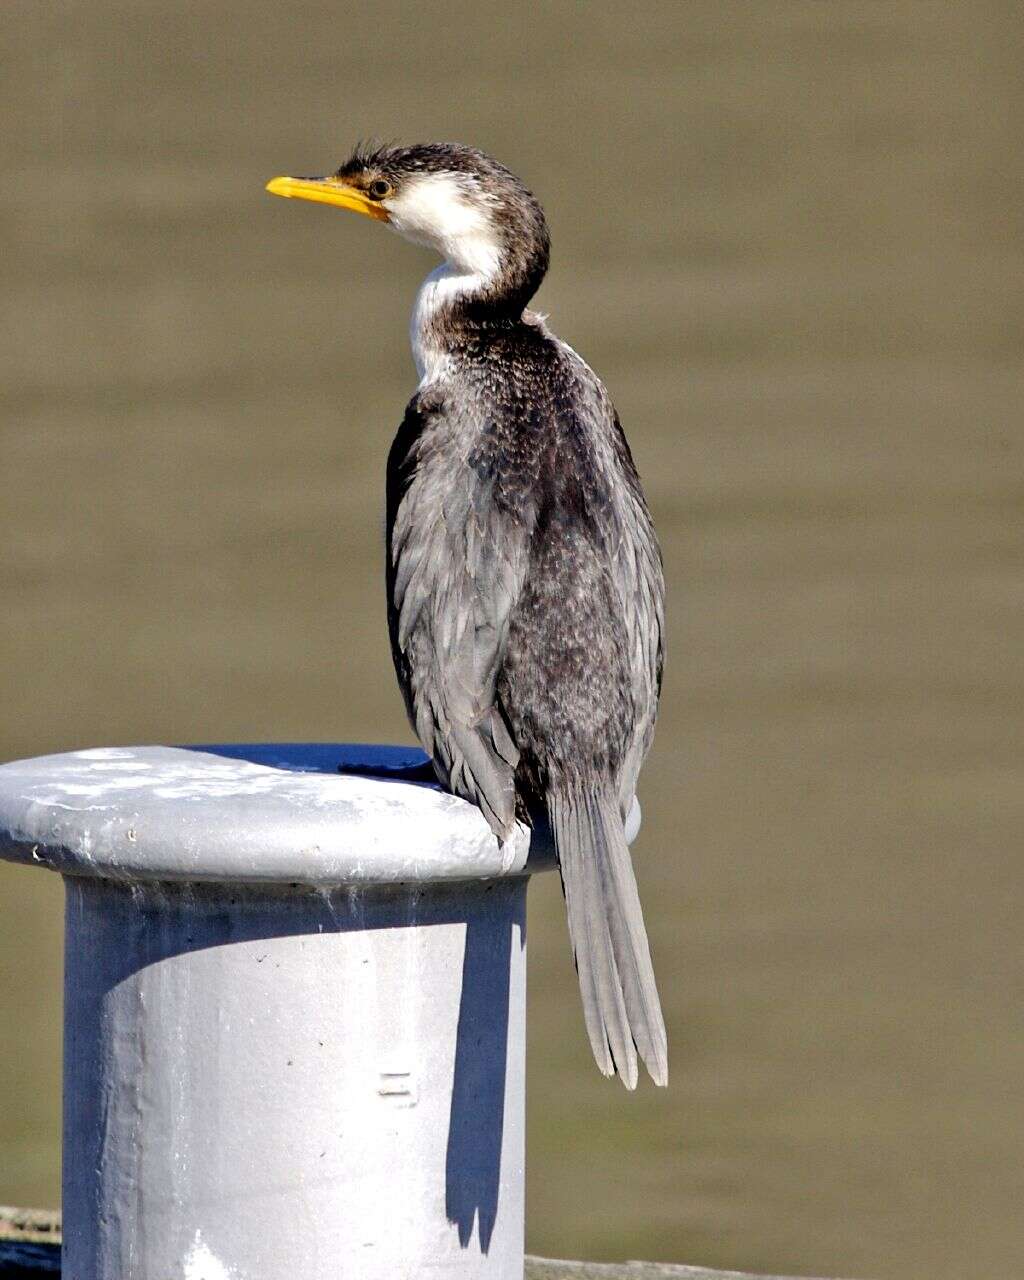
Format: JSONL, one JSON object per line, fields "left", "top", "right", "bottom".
{"left": 1, "top": 3, "right": 1021, "bottom": 1277}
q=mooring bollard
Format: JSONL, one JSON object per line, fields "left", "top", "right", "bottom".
{"left": 0, "top": 742, "right": 640, "bottom": 1280}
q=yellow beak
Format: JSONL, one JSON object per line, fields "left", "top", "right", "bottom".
{"left": 265, "top": 175, "right": 389, "bottom": 222}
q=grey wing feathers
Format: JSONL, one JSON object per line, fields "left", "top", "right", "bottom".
{"left": 612, "top": 490, "right": 665, "bottom": 818}
{"left": 387, "top": 394, "right": 526, "bottom": 840}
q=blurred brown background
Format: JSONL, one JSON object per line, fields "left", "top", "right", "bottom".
{"left": 1, "top": 3, "right": 1021, "bottom": 1277}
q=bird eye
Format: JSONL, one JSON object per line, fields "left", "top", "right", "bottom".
{"left": 367, "top": 178, "right": 393, "bottom": 200}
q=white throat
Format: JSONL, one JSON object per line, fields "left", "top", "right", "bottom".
{"left": 410, "top": 260, "right": 499, "bottom": 385}
{"left": 386, "top": 172, "right": 503, "bottom": 385}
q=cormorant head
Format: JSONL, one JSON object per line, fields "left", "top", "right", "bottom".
{"left": 267, "top": 142, "right": 550, "bottom": 310}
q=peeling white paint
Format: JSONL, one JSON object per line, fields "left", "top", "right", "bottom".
{"left": 184, "top": 1230, "right": 236, "bottom": 1280}
{"left": 0, "top": 746, "right": 549, "bottom": 884}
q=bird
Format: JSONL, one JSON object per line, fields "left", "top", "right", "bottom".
{"left": 267, "top": 143, "right": 667, "bottom": 1088}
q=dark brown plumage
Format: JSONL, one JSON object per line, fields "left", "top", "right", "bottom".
{"left": 274, "top": 142, "right": 667, "bottom": 1087}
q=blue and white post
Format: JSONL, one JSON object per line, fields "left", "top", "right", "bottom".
{"left": 0, "top": 743, "right": 572, "bottom": 1280}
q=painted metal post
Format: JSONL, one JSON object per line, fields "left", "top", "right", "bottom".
{"left": 0, "top": 743, "right": 577, "bottom": 1280}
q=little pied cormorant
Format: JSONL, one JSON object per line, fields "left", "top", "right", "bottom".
{"left": 267, "top": 143, "right": 667, "bottom": 1088}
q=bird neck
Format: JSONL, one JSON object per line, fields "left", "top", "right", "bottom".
{"left": 410, "top": 241, "right": 548, "bottom": 385}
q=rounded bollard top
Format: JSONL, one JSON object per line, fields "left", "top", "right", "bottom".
{"left": 0, "top": 743, "right": 560, "bottom": 886}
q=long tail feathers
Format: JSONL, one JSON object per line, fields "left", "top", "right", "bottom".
{"left": 548, "top": 788, "right": 668, "bottom": 1089}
